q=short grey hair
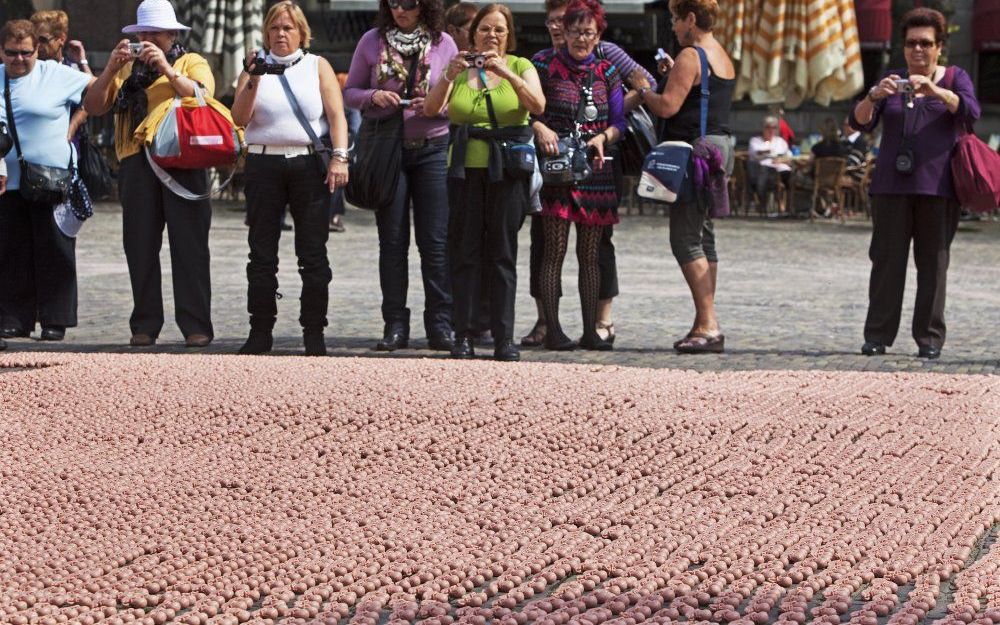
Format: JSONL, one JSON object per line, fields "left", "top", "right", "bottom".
{"left": 763, "top": 116, "right": 780, "bottom": 128}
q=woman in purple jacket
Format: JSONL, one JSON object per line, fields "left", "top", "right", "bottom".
{"left": 850, "top": 8, "right": 980, "bottom": 360}
{"left": 344, "top": 0, "right": 458, "bottom": 352}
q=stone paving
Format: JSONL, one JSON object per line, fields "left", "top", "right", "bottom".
{"left": 2, "top": 201, "right": 998, "bottom": 374}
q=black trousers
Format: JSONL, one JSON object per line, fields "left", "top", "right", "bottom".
{"left": 865, "top": 194, "right": 960, "bottom": 350}
{"left": 244, "top": 153, "right": 331, "bottom": 331}
{"left": 118, "top": 154, "right": 213, "bottom": 339}
{"left": 529, "top": 217, "right": 618, "bottom": 300}
{"left": 0, "top": 190, "right": 77, "bottom": 331}
{"left": 376, "top": 139, "right": 452, "bottom": 337}
{"left": 449, "top": 170, "right": 526, "bottom": 341}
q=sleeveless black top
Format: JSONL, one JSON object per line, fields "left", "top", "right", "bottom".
{"left": 659, "top": 48, "right": 736, "bottom": 142}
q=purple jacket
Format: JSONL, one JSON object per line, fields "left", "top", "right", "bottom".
{"left": 850, "top": 66, "right": 980, "bottom": 199}
{"left": 344, "top": 28, "right": 457, "bottom": 141}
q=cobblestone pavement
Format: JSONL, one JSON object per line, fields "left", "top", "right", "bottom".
{"left": 3, "top": 202, "right": 997, "bottom": 374}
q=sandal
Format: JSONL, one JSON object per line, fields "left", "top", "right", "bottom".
{"left": 595, "top": 321, "right": 616, "bottom": 345}
{"left": 520, "top": 320, "right": 547, "bottom": 347}
{"left": 673, "top": 332, "right": 693, "bottom": 350}
{"left": 674, "top": 332, "right": 725, "bottom": 354}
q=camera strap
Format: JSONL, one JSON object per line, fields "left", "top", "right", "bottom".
{"left": 573, "top": 68, "right": 595, "bottom": 138}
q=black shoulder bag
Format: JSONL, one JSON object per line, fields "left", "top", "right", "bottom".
{"left": 538, "top": 69, "right": 594, "bottom": 187}
{"left": 4, "top": 73, "right": 72, "bottom": 205}
{"left": 482, "top": 83, "right": 536, "bottom": 179}
{"left": 344, "top": 53, "right": 420, "bottom": 211}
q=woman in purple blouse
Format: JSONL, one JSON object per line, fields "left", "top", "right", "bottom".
{"left": 850, "top": 7, "right": 980, "bottom": 360}
{"left": 344, "top": 0, "right": 458, "bottom": 353}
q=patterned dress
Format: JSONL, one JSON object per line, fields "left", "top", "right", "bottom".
{"left": 532, "top": 48, "right": 626, "bottom": 226}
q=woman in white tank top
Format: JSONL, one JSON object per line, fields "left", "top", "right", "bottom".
{"left": 231, "top": 1, "right": 350, "bottom": 357}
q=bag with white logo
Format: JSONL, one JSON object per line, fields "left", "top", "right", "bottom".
{"left": 637, "top": 140, "right": 692, "bottom": 203}
{"left": 138, "top": 84, "right": 244, "bottom": 200}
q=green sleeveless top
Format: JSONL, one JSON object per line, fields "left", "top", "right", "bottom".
{"left": 447, "top": 55, "right": 534, "bottom": 169}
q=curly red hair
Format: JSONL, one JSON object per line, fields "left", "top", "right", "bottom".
{"left": 562, "top": 0, "right": 607, "bottom": 34}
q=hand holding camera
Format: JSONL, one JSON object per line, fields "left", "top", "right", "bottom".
{"left": 244, "top": 49, "right": 286, "bottom": 76}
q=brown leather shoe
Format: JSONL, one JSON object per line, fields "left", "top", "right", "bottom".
{"left": 185, "top": 334, "right": 212, "bottom": 348}
{"left": 129, "top": 333, "right": 156, "bottom": 347}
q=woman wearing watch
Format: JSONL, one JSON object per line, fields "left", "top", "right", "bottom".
{"left": 230, "top": 1, "right": 350, "bottom": 356}
{"left": 849, "top": 7, "right": 980, "bottom": 360}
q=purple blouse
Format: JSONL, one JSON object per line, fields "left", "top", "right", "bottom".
{"left": 849, "top": 66, "right": 981, "bottom": 199}
{"left": 344, "top": 28, "right": 458, "bottom": 141}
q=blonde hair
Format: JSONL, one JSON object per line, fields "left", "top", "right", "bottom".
{"left": 262, "top": 1, "right": 312, "bottom": 50}
{"left": 30, "top": 10, "right": 69, "bottom": 39}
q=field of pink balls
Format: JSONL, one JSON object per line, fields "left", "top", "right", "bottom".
{"left": 0, "top": 353, "right": 997, "bottom": 625}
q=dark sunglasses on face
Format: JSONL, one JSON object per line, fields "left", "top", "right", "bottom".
{"left": 388, "top": 0, "right": 420, "bottom": 10}
{"left": 3, "top": 48, "right": 35, "bottom": 58}
{"left": 904, "top": 39, "right": 938, "bottom": 49}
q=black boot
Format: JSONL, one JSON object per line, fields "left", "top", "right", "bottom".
{"left": 303, "top": 330, "right": 327, "bottom": 357}
{"left": 239, "top": 317, "right": 274, "bottom": 355}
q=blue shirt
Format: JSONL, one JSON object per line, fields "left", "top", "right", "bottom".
{"left": 0, "top": 60, "right": 91, "bottom": 190}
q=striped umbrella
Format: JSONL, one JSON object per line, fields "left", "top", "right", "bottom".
{"left": 176, "top": 0, "right": 264, "bottom": 94}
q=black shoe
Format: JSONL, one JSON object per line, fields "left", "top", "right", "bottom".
{"left": 0, "top": 338, "right": 6, "bottom": 351}
{"left": 579, "top": 332, "right": 613, "bottom": 351}
{"left": 239, "top": 328, "right": 273, "bottom": 355}
{"left": 450, "top": 335, "right": 475, "bottom": 358}
{"left": 427, "top": 333, "right": 455, "bottom": 351}
{"left": 544, "top": 330, "right": 578, "bottom": 351}
{"left": 861, "top": 341, "right": 886, "bottom": 356}
{"left": 38, "top": 326, "right": 66, "bottom": 341}
{"left": 304, "top": 331, "right": 327, "bottom": 357}
{"left": 493, "top": 339, "right": 520, "bottom": 362}
{"left": 917, "top": 345, "right": 941, "bottom": 360}
{"left": 0, "top": 326, "right": 28, "bottom": 339}
{"left": 376, "top": 324, "right": 409, "bottom": 351}
{"left": 473, "top": 329, "right": 494, "bottom": 346}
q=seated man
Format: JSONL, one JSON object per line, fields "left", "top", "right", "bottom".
{"left": 842, "top": 116, "right": 872, "bottom": 181}
{"left": 748, "top": 116, "right": 792, "bottom": 210}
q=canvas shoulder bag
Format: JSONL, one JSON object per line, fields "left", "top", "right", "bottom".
{"left": 4, "top": 73, "right": 72, "bottom": 205}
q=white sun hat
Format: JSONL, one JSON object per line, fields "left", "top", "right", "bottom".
{"left": 122, "top": 0, "right": 191, "bottom": 34}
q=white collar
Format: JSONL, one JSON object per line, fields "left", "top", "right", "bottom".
{"left": 268, "top": 48, "right": 305, "bottom": 65}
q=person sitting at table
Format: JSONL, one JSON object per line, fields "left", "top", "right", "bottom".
{"left": 747, "top": 115, "right": 791, "bottom": 211}
{"left": 842, "top": 115, "right": 872, "bottom": 180}
{"left": 810, "top": 117, "right": 847, "bottom": 159}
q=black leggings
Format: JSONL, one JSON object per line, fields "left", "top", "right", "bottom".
{"left": 538, "top": 217, "right": 604, "bottom": 343}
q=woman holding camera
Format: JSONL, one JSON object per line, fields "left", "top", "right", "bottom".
{"left": 84, "top": 0, "right": 214, "bottom": 348}
{"left": 0, "top": 19, "right": 93, "bottom": 343}
{"left": 344, "top": 0, "right": 458, "bottom": 352}
{"left": 850, "top": 7, "right": 980, "bottom": 360}
{"left": 425, "top": 3, "right": 545, "bottom": 361}
{"left": 230, "top": 1, "right": 349, "bottom": 357}
{"left": 531, "top": 0, "right": 624, "bottom": 351}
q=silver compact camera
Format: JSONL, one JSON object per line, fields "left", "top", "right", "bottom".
{"left": 464, "top": 53, "right": 487, "bottom": 69}
{"left": 894, "top": 78, "right": 915, "bottom": 94}
{"left": 128, "top": 42, "right": 144, "bottom": 58}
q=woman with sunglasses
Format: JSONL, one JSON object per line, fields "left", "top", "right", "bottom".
{"left": 425, "top": 3, "right": 545, "bottom": 361}
{"left": 0, "top": 19, "right": 94, "bottom": 344}
{"left": 344, "top": 0, "right": 458, "bottom": 353}
{"left": 849, "top": 8, "right": 980, "bottom": 360}
{"left": 530, "top": 0, "right": 625, "bottom": 351}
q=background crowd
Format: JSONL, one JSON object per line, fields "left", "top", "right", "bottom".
{"left": 0, "top": 0, "right": 986, "bottom": 362}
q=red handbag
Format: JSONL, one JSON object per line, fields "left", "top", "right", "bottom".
{"left": 942, "top": 67, "right": 1000, "bottom": 213}
{"left": 148, "top": 87, "right": 240, "bottom": 170}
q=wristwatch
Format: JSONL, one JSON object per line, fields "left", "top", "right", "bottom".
{"left": 331, "top": 148, "right": 350, "bottom": 163}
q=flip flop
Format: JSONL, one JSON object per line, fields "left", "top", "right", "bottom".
{"left": 674, "top": 332, "right": 725, "bottom": 354}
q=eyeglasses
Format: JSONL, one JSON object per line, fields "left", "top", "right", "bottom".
{"left": 545, "top": 18, "right": 563, "bottom": 28}
{"left": 36, "top": 35, "right": 53, "bottom": 45}
{"left": 904, "top": 38, "right": 938, "bottom": 49}
{"left": 565, "top": 28, "right": 598, "bottom": 41}
{"left": 387, "top": 0, "right": 419, "bottom": 10}
{"left": 476, "top": 25, "right": 508, "bottom": 36}
{"left": 3, "top": 48, "right": 36, "bottom": 58}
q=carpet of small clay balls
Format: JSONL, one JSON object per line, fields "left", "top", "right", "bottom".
{"left": 0, "top": 353, "right": 998, "bottom": 625}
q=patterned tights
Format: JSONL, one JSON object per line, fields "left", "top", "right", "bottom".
{"left": 540, "top": 216, "right": 603, "bottom": 345}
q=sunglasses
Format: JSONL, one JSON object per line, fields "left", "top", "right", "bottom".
{"left": 387, "top": 0, "right": 420, "bottom": 10}
{"left": 36, "top": 35, "right": 54, "bottom": 44}
{"left": 904, "top": 38, "right": 938, "bottom": 49}
{"left": 3, "top": 48, "right": 35, "bottom": 58}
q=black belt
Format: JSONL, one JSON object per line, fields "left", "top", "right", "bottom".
{"left": 402, "top": 135, "right": 449, "bottom": 150}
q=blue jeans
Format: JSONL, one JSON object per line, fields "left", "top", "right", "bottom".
{"left": 376, "top": 137, "right": 452, "bottom": 337}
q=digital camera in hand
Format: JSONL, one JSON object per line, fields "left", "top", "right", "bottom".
{"left": 464, "top": 54, "right": 487, "bottom": 69}
{"left": 246, "top": 50, "right": 287, "bottom": 76}
{"left": 128, "top": 43, "right": 143, "bottom": 58}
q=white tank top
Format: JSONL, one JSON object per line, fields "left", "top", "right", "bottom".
{"left": 244, "top": 52, "right": 329, "bottom": 146}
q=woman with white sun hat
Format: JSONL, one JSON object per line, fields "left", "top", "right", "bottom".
{"left": 84, "top": 0, "right": 217, "bottom": 349}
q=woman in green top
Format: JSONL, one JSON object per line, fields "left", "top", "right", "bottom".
{"left": 425, "top": 3, "right": 545, "bottom": 362}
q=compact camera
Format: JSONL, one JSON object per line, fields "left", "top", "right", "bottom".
{"left": 128, "top": 42, "right": 144, "bottom": 58}
{"left": 245, "top": 50, "right": 287, "bottom": 76}
{"left": 464, "top": 53, "right": 487, "bottom": 69}
{"left": 540, "top": 138, "right": 593, "bottom": 186}
{"left": 894, "top": 78, "right": 915, "bottom": 94}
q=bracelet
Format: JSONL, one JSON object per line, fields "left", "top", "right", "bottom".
{"left": 79, "top": 59, "right": 89, "bottom": 66}
{"left": 637, "top": 86, "right": 650, "bottom": 98}
{"left": 331, "top": 148, "right": 350, "bottom": 160}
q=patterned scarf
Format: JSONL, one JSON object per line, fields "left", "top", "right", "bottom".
{"left": 378, "top": 26, "right": 432, "bottom": 96}
{"left": 114, "top": 42, "right": 188, "bottom": 143}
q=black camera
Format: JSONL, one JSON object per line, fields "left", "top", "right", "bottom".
{"left": 245, "top": 50, "right": 287, "bottom": 76}
{"left": 895, "top": 147, "right": 915, "bottom": 174}
{"left": 464, "top": 53, "right": 487, "bottom": 69}
{"left": 540, "top": 138, "right": 592, "bottom": 186}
